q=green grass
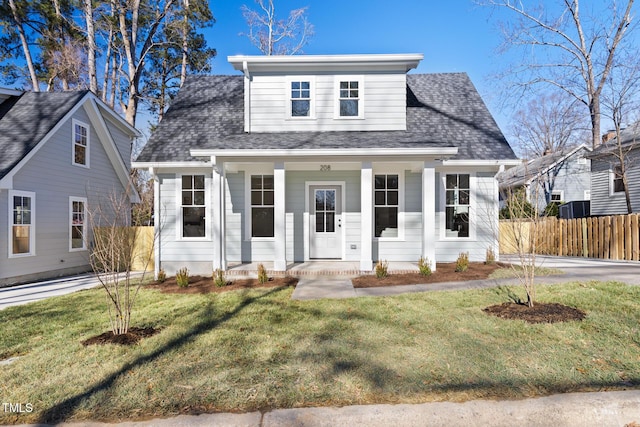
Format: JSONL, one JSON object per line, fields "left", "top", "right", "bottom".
{"left": 1, "top": 281, "right": 640, "bottom": 424}
{"left": 488, "top": 264, "right": 564, "bottom": 279}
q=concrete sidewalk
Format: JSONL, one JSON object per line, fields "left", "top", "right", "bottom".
{"left": 13, "top": 390, "right": 640, "bottom": 426}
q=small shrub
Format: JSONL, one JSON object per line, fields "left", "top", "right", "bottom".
{"left": 485, "top": 247, "right": 496, "bottom": 265}
{"left": 257, "top": 263, "right": 269, "bottom": 284}
{"left": 157, "top": 269, "right": 166, "bottom": 283}
{"left": 213, "top": 268, "right": 227, "bottom": 287}
{"left": 418, "top": 256, "right": 432, "bottom": 276}
{"left": 375, "top": 260, "right": 389, "bottom": 279}
{"left": 176, "top": 267, "right": 189, "bottom": 288}
{"left": 455, "top": 252, "right": 469, "bottom": 272}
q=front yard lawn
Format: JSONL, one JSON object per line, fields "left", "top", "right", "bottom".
{"left": 1, "top": 280, "right": 640, "bottom": 424}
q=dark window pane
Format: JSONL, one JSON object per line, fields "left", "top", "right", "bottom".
{"left": 22, "top": 211, "right": 31, "bottom": 224}
{"left": 251, "top": 191, "right": 262, "bottom": 206}
{"left": 340, "top": 99, "right": 358, "bottom": 116}
{"left": 375, "top": 175, "right": 386, "bottom": 189}
{"left": 454, "top": 208, "right": 470, "bottom": 238}
{"left": 263, "top": 176, "right": 274, "bottom": 189}
{"left": 459, "top": 174, "right": 470, "bottom": 189}
{"left": 12, "top": 226, "right": 30, "bottom": 253}
{"left": 315, "top": 190, "right": 325, "bottom": 211}
{"left": 315, "top": 212, "right": 324, "bottom": 232}
{"left": 350, "top": 89, "right": 358, "bottom": 98}
{"left": 446, "top": 175, "right": 457, "bottom": 189}
{"left": 292, "top": 91, "right": 301, "bottom": 99}
{"left": 182, "top": 175, "right": 192, "bottom": 190}
{"left": 375, "top": 207, "right": 398, "bottom": 238}
{"left": 325, "top": 190, "right": 336, "bottom": 211}
{"left": 183, "top": 207, "right": 205, "bottom": 237}
{"left": 263, "top": 190, "right": 274, "bottom": 205}
{"left": 72, "top": 226, "right": 84, "bottom": 248}
{"left": 301, "top": 81, "right": 309, "bottom": 90}
{"left": 375, "top": 191, "right": 386, "bottom": 206}
{"left": 459, "top": 190, "right": 470, "bottom": 205}
{"left": 387, "top": 175, "right": 398, "bottom": 189}
{"left": 182, "top": 191, "right": 193, "bottom": 206}
{"left": 22, "top": 197, "right": 31, "bottom": 210}
{"left": 340, "top": 81, "right": 348, "bottom": 89}
{"left": 74, "top": 145, "right": 86, "bottom": 165}
{"left": 340, "top": 89, "right": 349, "bottom": 98}
{"left": 194, "top": 175, "right": 205, "bottom": 189}
{"left": 251, "top": 176, "right": 262, "bottom": 190}
{"left": 387, "top": 191, "right": 398, "bottom": 205}
{"left": 292, "top": 81, "right": 300, "bottom": 90}
{"left": 301, "top": 90, "right": 310, "bottom": 98}
{"left": 350, "top": 81, "right": 358, "bottom": 89}
{"left": 326, "top": 212, "right": 335, "bottom": 232}
{"left": 193, "top": 191, "right": 205, "bottom": 206}
{"left": 446, "top": 190, "right": 455, "bottom": 205}
{"left": 292, "top": 100, "right": 310, "bottom": 116}
{"left": 446, "top": 206, "right": 455, "bottom": 230}
{"left": 252, "top": 207, "right": 274, "bottom": 237}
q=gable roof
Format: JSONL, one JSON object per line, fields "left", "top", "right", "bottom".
{"left": 498, "top": 144, "right": 591, "bottom": 188}
{"left": 0, "top": 91, "right": 87, "bottom": 179}
{"left": 588, "top": 122, "right": 640, "bottom": 158}
{"left": 136, "top": 73, "right": 516, "bottom": 163}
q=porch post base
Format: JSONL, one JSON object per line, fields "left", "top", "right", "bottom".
{"left": 360, "top": 260, "right": 372, "bottom": 272}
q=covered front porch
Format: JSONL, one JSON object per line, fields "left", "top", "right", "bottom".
{"left": 225, "top": 260, "right": 420, "bottom": 277}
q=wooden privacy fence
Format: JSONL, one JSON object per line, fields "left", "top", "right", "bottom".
{"left": 93, "top": 226, "right": 154, "bottom": 272}
{"left": 500, "top": 214, "right": 640, "bottom": 261}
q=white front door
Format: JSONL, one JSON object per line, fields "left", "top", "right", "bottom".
{"left": 309, "top": 186, "right": 342, "bottom": 259}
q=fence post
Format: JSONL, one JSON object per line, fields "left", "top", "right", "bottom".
{"left": 632, "top": 214, "right": 640, "bottom": 261}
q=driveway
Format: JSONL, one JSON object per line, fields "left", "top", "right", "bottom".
{"left": 0, "top": 272, "right": 144, "bottom": 310}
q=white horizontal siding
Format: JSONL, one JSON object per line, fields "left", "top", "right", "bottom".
{"left": 249, "top": 73, "right": 407, "bottom": 132}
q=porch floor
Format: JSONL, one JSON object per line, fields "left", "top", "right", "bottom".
{"left": 225, "top": 261, "right": 419, "bottom": 276}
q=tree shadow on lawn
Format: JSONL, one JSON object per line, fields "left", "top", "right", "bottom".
{"left": 36, "top": 286, "right": 290, "bottom": 424}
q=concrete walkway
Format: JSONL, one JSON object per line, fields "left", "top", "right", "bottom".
{"left": 292, "top": 255, "right": 640, "bottom": 300}
{"left": 12, "top": 390, "right": 640, "bottom": 426}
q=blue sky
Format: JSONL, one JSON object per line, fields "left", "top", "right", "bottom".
{"left": 202, "top": 0, "right": 511, "bottom": 129}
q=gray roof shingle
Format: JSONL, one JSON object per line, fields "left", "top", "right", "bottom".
{"left": 136, "top": 73, "right": 516, "bottom": 162}
{"left": 0, "top": 91, "right": 88, "bottom": 179}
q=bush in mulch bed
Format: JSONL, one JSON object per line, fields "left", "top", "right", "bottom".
{"left": 145, "top": 275, "right": 298, "bottom": 294}
{"left": 82, "top": 327, "right": 160, "bottom": 346}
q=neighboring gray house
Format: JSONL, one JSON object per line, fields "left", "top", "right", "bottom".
{"left": 133, "top": 54, "right": 518, "bottom": 275}
{"left": 0, "top": 88, "right": 139, "bottom": 286}
{"left": 497, "top": 144, "right": 592, "bottom": 212}
{"left": 589, "top": 123, "right": 640, "bottom": 215}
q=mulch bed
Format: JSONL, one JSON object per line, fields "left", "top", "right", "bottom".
{"left": 145, "top": 275, "right": 299, "bottom": 294}
{"left": 81, "top": 327, "right": 160, "bottom": 346}
{"left": 352, "top": 262, "right": 504, "bottom": 288}
{"left": 483, "top": 302, "right": 587, "bottom": 323}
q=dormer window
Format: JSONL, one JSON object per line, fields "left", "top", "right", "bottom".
{"left": 291, "top": 81, "right": 310, "bottom": 117}
{"left": 335, "top": 76, "right": 364, "bottom": 119}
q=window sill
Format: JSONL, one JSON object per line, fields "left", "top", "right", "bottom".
{"left": 245, "top": 237, "right": 275, "bottom": 242}
{"left": 8, "top": 252, "right": 35, "bottom": 258}
{"left": 69, "top": 248, "right": 88, "bottom": 253}
{"left": 179, "top": 237, "right": 211, "bottom": 242}
{"left": 72, "top": 162, "right": 90, "bottom": 169}
{"left": 333, "top": 116, "right": 365, "bottom": 120}
{"left": 285, "top": 116, "right": 317, "bottom": 121}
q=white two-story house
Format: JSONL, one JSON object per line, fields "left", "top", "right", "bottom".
{"left": 133, "top": 54, "right": 518, "bottom": 274}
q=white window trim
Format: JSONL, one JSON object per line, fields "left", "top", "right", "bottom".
{"left": 373, "top": 166, "right": 405, "bottom": 241}
{"left": 72, "top": 119, "right": 90, "bottom": 169}
{"left": 550, "top": 190, "right": 564, "bottom": 202}
{"left": 69, "top": 196, "right": 88, "bottom": 252}
{"left": 177, "top": 173, "right": 211, "bottom": 241}
{"left": 8, "top": 190, "right": 36, "bottom": 258}
{"left": 439, "top": 172, "right": 476, "bottom": 241}
{"left": 609, "top": 167, "right": 625, "bottom": 196}
{"left": 334, "top": 75, "right": 365, "bottom": 120}
{"left": 285, "top": 76, "right": 316, "bottom": 120}
{"left": 244, "top": 165, "right": 276, "bottom": 241}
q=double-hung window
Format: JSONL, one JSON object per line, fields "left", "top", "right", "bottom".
{"left": 374, "top": 174, "right": 399, "bottom": 238}
{"left": 72, "top": 119, "right": 89, "bottom": 167}
{"left": 290, "top": 81, "right": 311, "bottom": 117}
{"left": 251, "top": 175, "right": 274, "bottom": 238}
{"left": 612, "top": 165, "right": 625, "bottom": 193}
{"left": 69, "top": 197, "right": 87, "bottom": 251}
{"left": 338, "top": 80, "right": 360, "bottom": 117}
{"left": 10, "top": 190, "right": 35, "bottom": 256}
{"left": 181, "top": 175, "right": 206, "bottom": 238}
{"left": 445, "top": 174, "right": 470, "bottom": 238}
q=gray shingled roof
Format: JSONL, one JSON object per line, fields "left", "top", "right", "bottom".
{"left": 589, "top": 122, "right": 640, "bottom": 158}
{"left": 136, "top": 73, "right": 516, "bottom": 162}
{"left": 0, "top": 91, "right": 88, "bottom": 179}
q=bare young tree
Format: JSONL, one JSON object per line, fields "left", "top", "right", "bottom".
{"left": 241, "top": 0, "right": 314, "bottom": 55}
{"left": 483, "top": 0, "right": 637, "bottom": 149}
{"left": 88, "top": 187, "right": 155, "bottom": 335}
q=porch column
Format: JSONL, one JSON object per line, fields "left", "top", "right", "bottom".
{"left": 360, "top": 161, "right": 373, "bottom": 272}
{"left": 151, "top": 167, "right": 160, "bottom": 279}
{"left": 212, "top": 164, "right": 224, "bottom": 270}
{"left": 422, "top": 162, "right": 437, "bottom": 271}
{"left": 274, "top": 162, "right": 287, "bottom": 271}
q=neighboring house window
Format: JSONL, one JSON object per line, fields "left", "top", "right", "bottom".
{"left": 10, "top": 190, "right": 35, "bottom": 256}
{"left": 336, "top": 78, "right": 363, "bottom": 118}
{"left": 291, "top": 81, "right": 311, "bottom": 117}
{"left": 181, "top": 175, "right": 206, "bottom": 238}
{"left": 72, "top": 119, "right": 90, "bottom": 167}
{"left": 251, "top": 175, "right": 274, "bottom": 238}
{"left": 69, "top": 197, "right": 87, "bottom": 251}
{"left": 445, "top": 174, "right": 470, "bottom": 238}
{"left": 374, "top": 174, "right": 398, "bottom": 238}
{"left": 550, "top": 190, "right": 563, "bottom": 202}
{"left": 612, "top": 165, "right": 625, "bottom": 193}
